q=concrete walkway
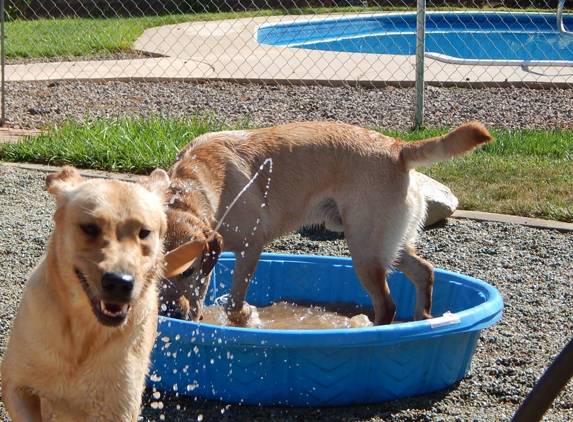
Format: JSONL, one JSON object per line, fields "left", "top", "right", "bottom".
{"left": 5, "top": 14, "right": 573, "bottom": 88}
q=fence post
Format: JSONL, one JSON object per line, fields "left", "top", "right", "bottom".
{"left": 414, "top": 0, "right": 426, "bottom": 129}
{"left": 1, "top": 0, "right": 5, "bottom": 126}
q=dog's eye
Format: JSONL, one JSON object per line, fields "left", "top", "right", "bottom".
{"left": 182, "top": 266, "right": 195, "bottom": 278}
{"left": 139, "top": 229, "right": 151, "bottom": 239}
{"left": 80, "top": 224, "right": 100, "bottom": 237}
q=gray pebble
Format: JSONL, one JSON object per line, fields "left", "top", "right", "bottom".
{"left": 3, "top": 81, "right": 572, "bottom": 131}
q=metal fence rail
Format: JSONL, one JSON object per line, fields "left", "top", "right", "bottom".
{"left": 1, "top": 0, "right": 572, "bottom": 126}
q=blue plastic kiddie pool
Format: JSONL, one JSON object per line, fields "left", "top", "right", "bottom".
{"left": 149, "top": 253, "right": 503, "bottom": 406}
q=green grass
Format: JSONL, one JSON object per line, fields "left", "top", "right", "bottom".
{"left": 0, "top": 114, "right": 250, "bottom": 172}
{"left": 3, "top": 7, "right": 378, "bottom": 59}
{"left": 6, "top": 14, "right": 215, "bottom": 59}
{"left": 386, "top": 126, "right": 573, "bottom": 222}
{"left": 1, "top": 116, "right": 572, "bottom": 222}
{"left": 384, "top": 127, "right": 573, "bottom": 159}
{"left": 421, "top": 155, "right": 573, "bottom": 223}
{"left": 6, "top": 17, "right": 145, "bottom": 58}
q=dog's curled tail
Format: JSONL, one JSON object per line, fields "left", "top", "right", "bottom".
{"left": 399, "top": 122, "right": 493, "bottom": 171}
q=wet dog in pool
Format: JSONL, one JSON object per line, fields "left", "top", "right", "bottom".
{"left": 1, "top": 166, "right": 202, "bottom": 421}
{"left": 153, "top": 121, "right": 492, "bottom": 326}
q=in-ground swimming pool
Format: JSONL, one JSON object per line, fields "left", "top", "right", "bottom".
{"left": 256, "top": 12, "right": 573, "bottom": 66}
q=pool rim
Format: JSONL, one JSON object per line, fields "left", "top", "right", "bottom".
{"left": 156, "top": 252, "right": 504, "bottom": 348}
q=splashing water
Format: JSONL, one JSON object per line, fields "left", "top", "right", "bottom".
{"left": 210, "top": 158, "right": 273, "bottom": 239}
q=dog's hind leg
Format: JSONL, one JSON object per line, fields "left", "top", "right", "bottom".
{"left": 345, "top": 228, "right": 399, "bottom": 325}
{"left": 343, "top": 195, "right": 411, "bottom": 325}
{"left": 350, "top": 255, "right": 397, "bottom": 325}
{"left": 393, "top": 247, "right": 434, "bottom": 320}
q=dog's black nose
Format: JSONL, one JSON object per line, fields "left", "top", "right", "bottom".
{"left": 101, "top": 272, "right": 134, "bottom": 301}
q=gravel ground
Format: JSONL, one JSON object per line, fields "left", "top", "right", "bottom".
{"left": 1, "top": 166, "right": 572, "bottom": 422}
{"left": 3, "top": 80, "right": 573, "bottom": 131}
{"left": 1, "top": 81, "right": 573, "bottom": 421}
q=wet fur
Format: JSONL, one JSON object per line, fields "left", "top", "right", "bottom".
{"left": 1, "top": 166, "right": 171, "bottom": 422}
{"left": 158, "top": 121, "right": 493, "bottom": 326}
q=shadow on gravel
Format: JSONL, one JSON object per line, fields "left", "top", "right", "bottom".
{"left": 141, "top": 382, "right": 460, "bottom": 422}
{"left": 298, "top": 226, "right": 345, "bottom": 241}
{"left": 298, "top": 219, "right": 450, "bottom": 239}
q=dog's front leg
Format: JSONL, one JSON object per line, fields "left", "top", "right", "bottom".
{"left": 226, "top": 247, "right": 263, "bottom": 326}
{"left": 2, "top": 385, "right": 43, "bottom": 422}
{"left": 184, "top": 272, "right": 213, "bottom": 321}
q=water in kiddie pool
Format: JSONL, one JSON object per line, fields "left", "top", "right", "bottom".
{"left": 201, "top": 301, "right": 373, "bottom": 329}
{"left": 198, "top": 295, "right": 410, "bottom": 329}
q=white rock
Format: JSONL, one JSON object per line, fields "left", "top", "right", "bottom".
{"left": 414, "top": 172, "right": 459, "bottom": 227}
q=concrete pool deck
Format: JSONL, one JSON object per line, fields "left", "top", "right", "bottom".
{"left": 5, "top": 14, "right": 573, "bottom": 87}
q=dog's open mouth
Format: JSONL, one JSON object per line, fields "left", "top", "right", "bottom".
{"left": 75, "top": 269, "right": 131, "bottom": 327}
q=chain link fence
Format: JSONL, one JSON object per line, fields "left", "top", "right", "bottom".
{"left": 1, "top": 0, "right": 572, "bottom": 126}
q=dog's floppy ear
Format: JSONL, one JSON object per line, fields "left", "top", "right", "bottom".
{"left": 163, "top": 232, "right": 224, "bottom": 278}
{"left": 45, "top": 166, "right": 84, "bottom": 196}
{"left": 164, "top": 239, "right": 207, "bottom": 278}
{"left": 139, "top": 168, "right": 171, "bottom": 197}
{"left": 200, "top": 232, "right": 224, "bottom": 277}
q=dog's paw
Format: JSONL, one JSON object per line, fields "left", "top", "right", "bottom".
{"left": 226, "top": 303, "right": 253, "bottom": 327}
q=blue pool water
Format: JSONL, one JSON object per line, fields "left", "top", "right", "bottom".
{"left": 256, "top": 12, "right": 573, "bottom": 65}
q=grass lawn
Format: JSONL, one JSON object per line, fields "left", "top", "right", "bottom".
{"left": 0, "top": 116, "right": 571, "bottom": 222}
{"left": 4, "top": 7, "right": 379, "bottom": 59}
